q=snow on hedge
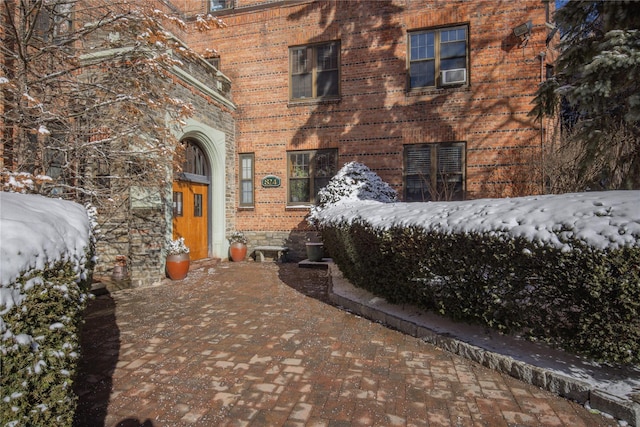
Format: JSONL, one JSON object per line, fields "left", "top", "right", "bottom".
{"left": 316, "top": 191, "right": 640, "bottom": 251}
{"left": 0, "top": 192, "right": 93, "bottom": 307}
{"left": 308, "top": 162, "right": 397, "bottom": 225}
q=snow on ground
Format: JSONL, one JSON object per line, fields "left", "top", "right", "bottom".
{"left": 0, "top": 192, "right": 92, "bottom": 312}
{"left": 318, "top": 190, "right": 640, "bottom": 251}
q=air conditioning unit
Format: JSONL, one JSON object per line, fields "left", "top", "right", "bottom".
{"left": 441, "top": 68, "right": 467, "bottom": 85}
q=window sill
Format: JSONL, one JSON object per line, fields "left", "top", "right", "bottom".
{"left": 238, "top": 206, "right": 254, "bottom": 211}
{"left": 286, "top": 205, "right": 312, "bottom": 210}
{"left": 406, "top": 84, "right": 470, "bottom": 98}
{"left": 288, "top": 97, "right": 341, "bottom": 108}
{"left": 205, "top": 7, "right": 233, "bottom": 16}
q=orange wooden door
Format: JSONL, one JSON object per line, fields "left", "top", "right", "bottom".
{"left": 172, "top": 181, "right": 208, "bottom": 260}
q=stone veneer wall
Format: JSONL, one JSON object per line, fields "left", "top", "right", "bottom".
{"left": 128, "top": 208, "right": 167, "bottom": 287}
{"left": 93, "top": 48, "right": 235, "bottom": 287}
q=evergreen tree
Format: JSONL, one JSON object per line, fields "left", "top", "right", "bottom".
{"left": 532, "top": 0, "right": 640, "bottom": 189}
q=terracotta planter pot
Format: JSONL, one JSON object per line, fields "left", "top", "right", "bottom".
{"left": 166, "top": 253, "right": 190, "bottom": 280}
{"left": 229, "top": 242, "right": 247, "bottom": 262}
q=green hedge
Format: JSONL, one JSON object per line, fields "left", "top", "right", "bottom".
{"left": 0, "top": 257, "right": 94, "bottom": 426}
{"left": 322, "top": 220, "right": 640, "bottom": 365}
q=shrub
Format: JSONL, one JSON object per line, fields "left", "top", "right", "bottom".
{"left": 307, "top": 161, "right": 397, "bottom": 226}
{"left": 318, "top": 191, "right": 640, "bottom": 365}
{"left": 0, "top": 194, "right": 95, "bottom": 427}
{"left": 1, "top": 262, "right": 94, "bottom": 426}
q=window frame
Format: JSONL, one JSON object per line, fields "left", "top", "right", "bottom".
{"left": 408, "top": 25, "right": 469, "bottom": 90}
{"left": 173, "top": 191, "right": 184, "bottom": 217}
{"left": 95, "top": 157, "right": 110, "bottom": 189}
{"left": 239, "top": 153, "right": 255, "bottom": 207}
{"left": 183, "top": 140, "right": 209, "bottom": 177}
{"left": 287, "top": 149, "right": 338, "bottom": 206}
{"left": 209, "top": 0, "right": 232, "bottom": 12}
{"left": 194, "top": 193, "right": 203, "bottom": 217}
{"left": 35, "top": 2, "right": 73, "bottom": 45}
{"left": 289, "top": 41, "right": 341, "bottom": 101}
{"left": 404, "top": 142, "right": 466, "bottom": 202}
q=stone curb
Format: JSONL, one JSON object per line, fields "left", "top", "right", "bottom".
{"left": 326, "top": 263, "right": 640, "bottom": 427}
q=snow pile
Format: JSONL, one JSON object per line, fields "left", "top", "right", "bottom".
{"left": 316, "top": 191, "right": 640, "bottom": 251}
{"left": 0, "top": 192, "right": 93, "bottom": 288}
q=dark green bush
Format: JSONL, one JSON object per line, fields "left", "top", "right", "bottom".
{"left": 0, "top": 258, "right": 94, "bottom": 426}
{"left": 322, "top": 220, "right": 640, "bottom": 365}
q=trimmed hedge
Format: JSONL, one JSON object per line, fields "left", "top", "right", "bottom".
{"left": 322, "top": 220, "right": 640, "bottom": 365}
{"left": 1, "top": 196, "right": 95, "bottom": 427}
{"left": 0, "top": 258, "right": 94, "bottom": 427}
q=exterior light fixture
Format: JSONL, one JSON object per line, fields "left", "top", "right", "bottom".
{"left": 513, "top": 20, "right": 532, "bottom": 46}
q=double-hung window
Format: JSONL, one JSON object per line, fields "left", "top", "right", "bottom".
{"left": 239, "top": 153, "right": 254, "bottom": 207}
{"left": 288, "top": 149, "right": 338, "bottom": 204}
{"left": 290, "top": 42, "right": 340, "bottom": 100}
{"left": 409, "top": 26, "right": 468, "bottom": 89}
{"left": 404, "top": 143, "right": 466, "bottom": 201}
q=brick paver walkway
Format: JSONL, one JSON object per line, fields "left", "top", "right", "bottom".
{"left": 74, "top": 261, "right": 615, "bottom": 427}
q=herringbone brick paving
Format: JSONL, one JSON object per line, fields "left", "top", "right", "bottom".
{"left": 74, "top": 261, "right": 616, "bottom": 427}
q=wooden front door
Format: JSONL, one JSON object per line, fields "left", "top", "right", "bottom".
{"left": 172, "top": 181, "right": 208, "bottom": 260}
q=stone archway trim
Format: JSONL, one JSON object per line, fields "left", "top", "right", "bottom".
{"left": 173, "top": 119, "right": 227, "bottom": 259}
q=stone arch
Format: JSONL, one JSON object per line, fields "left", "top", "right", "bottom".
{"left": 174, "top": 119, "right": 227, "bottom": 259}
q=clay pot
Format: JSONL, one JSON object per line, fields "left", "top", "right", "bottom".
{"left": 229, "top": 242, "right": 247, "bottom": 262}
{"left": 166, "top": 253, "right": 190, "bottom": 280}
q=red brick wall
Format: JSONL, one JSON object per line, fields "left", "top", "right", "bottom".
{"left": 178, "top": 0, "right": 553, "bottom": 232}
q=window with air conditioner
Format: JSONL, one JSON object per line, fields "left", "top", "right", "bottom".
{"left": 408, "top": 26, "right": 468, "bottom": 89}
{"left": 441, "top": 68, "right": 466, "bottom": 85}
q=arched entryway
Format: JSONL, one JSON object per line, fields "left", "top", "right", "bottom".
{"left": 173, "top": 139, "right": 210, "bottom": 260}
{"left": 172, "top": 119, "right": 228, "bottom": 260}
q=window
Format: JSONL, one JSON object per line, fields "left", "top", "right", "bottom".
{"left": 290, "top": 42, "right": 340, "bottom": 100}
{"left": 208, "top": 56, "right": 220, "bottom": 70}
{"left": 239, "top": 153, "right": 254, "bottom": 207}
{"left": 183, "top": 140, "right": 208, "bottom": 176}
{"left": 35, "top": 2, "right": 73, "bottom": 45}
{"left": 95, "top": 158, "right": 110, "bottom": 189}
{"left": 44, "top": 148, "right": 64, "bottom": 181}
{"left": 288, "top": 149, "right": 338, "bottom": 204}
{"left": 173, "top": 192, "right": 183, "bottom": 216}
{"left": 404, "top": 143, "right": 465, "bottom": 201}
{"left": 209, "top": 0, "right": 232, "bottom": 12}
{"left": 194, "top": 194, "right": 203, "bottom": 217}
{"left": 409, "top": 26, "right": 468, "bottom": 89}
{"left": 545, "top": 64, "right": 554, "bottom": 79}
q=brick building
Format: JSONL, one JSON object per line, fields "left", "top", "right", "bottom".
{"left": 172, "top": 0, "right": 556, "bottom": 258}
{"left": 2, "top": 0, "right": 557, "bottom": 284}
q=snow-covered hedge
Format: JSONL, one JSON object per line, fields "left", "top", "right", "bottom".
{"left": 1, "top": 192, "right": 96, "bottom": 427}
{"left": 307, "top": 161, "right": 397, "bottom": 227}
{"left": 317, "top": 189, "right": 640, "bottom": 365}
